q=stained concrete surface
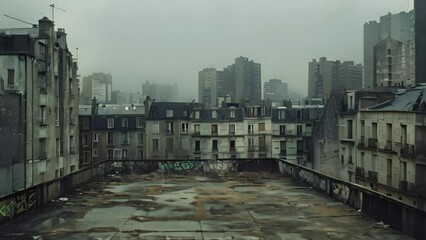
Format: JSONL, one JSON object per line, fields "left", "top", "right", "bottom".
{"left": 0, "top": 172, "right": 413, "bottom": 240}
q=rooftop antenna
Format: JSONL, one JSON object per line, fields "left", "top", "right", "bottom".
{"left": 4, "top": 14, "right": 38, "bottom": 27}
{"left": 49, "top": 4, "right": 66, "bottom": 23}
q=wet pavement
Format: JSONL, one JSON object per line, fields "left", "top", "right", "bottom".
{"left": 0, "top": 172, "right": 412, "bottom": 239}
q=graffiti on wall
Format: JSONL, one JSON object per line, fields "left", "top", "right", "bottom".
{"left": 0, "top": 190, "right": 36, "bottom": 222}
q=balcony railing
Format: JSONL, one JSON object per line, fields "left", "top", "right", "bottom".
{"left": 368, "top": 171, "right": 378, "bottom": 183}
{"left": 248, "top": 146, "right": 256, "bottom": 152}
{"left": 230, "top": 147, "right": 236, "bottom": 152}
{"left": 358, "top": 136, "right": 365, "bottom": 148}
{"left": 367, "top": 138, "right": 378, "bottom": 149}
{"left": 39, "top": 152, "right": 47, "bottom": 159}
{"left": 399, "top": 180, "right": 408, "bottom": 192}
{"left": 259, "top": 145, "right": 267, "bottom": 151}
{"left": 355, "top": 167, "right": 365, "bottom": 178}
{"left": 400, "top": 143, "right": 415, "bottom": 157}
{"left": 385, "top": 141, "right": 393, "bottom": 151}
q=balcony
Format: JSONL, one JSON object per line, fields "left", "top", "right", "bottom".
{"left": 385, "top": 141, "right": 393, "bottom": 151}
{"left": 230, "top": 147, "right": 236, "bottom": 152}
{"left": 355, "top": 167, "right": 365, "bottom": 178}
{"left": 367, "top": 138, "right": 378, "bottom": 149}
{"left": 400, "top": 143, "right": 415, "bottom": 157}
{"left": 193, "top": 131, "right": 200, "bottom": 136}
{"left": 211, "top": 131, "right": 218, "bottom": 136}
{"left": 39, "top": 118, "right": 47, "bottom": 126}
{"left": 248, "top": 146, "right": 256, "bottom": 152}
{"left": 229, "top": 131, "right": 235, "bottom": 136}
{"left": 279, "top": 150, "right": 287, "bottom": 158}
{"left": 358, "top": 136, "right": 365, "bottom": 148}
{"left": 367, "top": 171, "right": 378, "bottom": 183}
{"left": 194, "top": 148, "right": 201, "bottom": 154}
{"left": 212, "top": 148, "right": 218, "bottom": 152}
{"left": 39, "top": 152, "right": 47, "bottom": 160}
{"left": 122, "top": 140, "right": 130, "bottom": 145}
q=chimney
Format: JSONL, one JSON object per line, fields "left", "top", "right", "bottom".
{"left": 38, "top": 17, "right": 54, "bottom": 38}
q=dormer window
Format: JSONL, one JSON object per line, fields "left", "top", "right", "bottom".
{"left": 166, "top": 109, "right": 173, "bottom": 118}
{"left": 230, "top": 109, "right": 235, "bottom": 119}
{"left": 211, "top": 110, "right": 217, "bottom": 119}
{"left": 195, "top": 111, "right": 200, "bottom": 119}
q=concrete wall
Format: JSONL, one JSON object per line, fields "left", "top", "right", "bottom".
{"left": 0, "top": 161, "right": 111, "bottom": 224}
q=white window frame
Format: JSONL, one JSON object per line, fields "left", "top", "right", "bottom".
{"left": 93, "top": 149, "right": 99, "bottom": 157}
{"left": 181, "top": 122, "right": 189, "bottom": 133}
{"left": 107, "top": 118, "right": 114, "bottom": 129}
{"left": 94, "top": 133, "right": 99, "bottom": 142}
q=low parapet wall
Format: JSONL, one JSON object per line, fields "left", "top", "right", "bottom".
{"left": 0, "top": 161, "right": 111, "bottom": 224}
{"left": 277, "top": 159, "right": 426, "bottom": 239}
{"left": 1, "top": 158, "right": 425, "bottom": 239}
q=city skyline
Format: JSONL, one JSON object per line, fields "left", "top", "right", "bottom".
{"left": 0, "top": 0, "right": 414, "bottom": 97}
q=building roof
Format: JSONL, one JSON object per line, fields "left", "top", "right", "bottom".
{"left": 368, "top": 85, "right": 426, "bottom": 112}
{"left": 79, "top": 104, "right": 145, "bottom": 116}
{"left": 147, "top": 102, "right": 202, "bottom": 120}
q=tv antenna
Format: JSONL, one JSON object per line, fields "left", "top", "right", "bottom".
{"left": 4, "top": 14, "right": 38, "bottom": 27}
{"left": 49, "top": 4, "right": 66, "bottom": 22}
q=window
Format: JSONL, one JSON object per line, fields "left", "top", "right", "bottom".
{"left": 94, "top": 133, "right": 99, "bottom": 142}
{"left": 82, "top": 134, "right": 88, "bottom": 146}
{"left": 248, "top": 124, "right": 254, "bottom": 134}
{"left": 280, "top": 141, "right": 286, "bottom": 155}
{"left": 229, "top": 124, "right": 235, "bottom": 135}
{"left": 194, "top": 124, "right": 200, "bottom": 135}
{"left": 296, "top": 110, "right": 301, "bottom": 120}
{"left": 83, "top": 118, "right": 90, "bottom": 130}
{"left": 56, "top": 138, "right": 60, "bottom": 157}
{"left": 108, "top": 149, "right": 113, "bottom": 160}
{"left": 211, "top": 110, "right": 217, "bottom": 119}
{"left": 166, "top": 109, "right": 173, "bottom": 118}
{"left": 121, "top": 118, "right": 128, "bottom": 128}
{"left": 280, "top": 125, "right": 286, "bottom": 135}
{"left": 138, "top": 133, "right": 144, "bottom": 145}
{"left": 107, "top": 118, "right": 114, "bottom": 129}
{"left": 152, "top": 123, "right": 159, "bottom": 134}
{"left": 297, "top": 125, "right": 303, "bottom": 135}
{"left": 297, "top": 140, "right": 303, "bottom": 153}
{"left": 40, "top": 74, "right": 47, "bottom": 92}
{"left": 7, "top": 69, "right": 14, "bottom": 86}
{"left": 278, "top": 110, "right": 285, "bottom": 120}
{"left": 39, "top": 138, "right": 47, "bottom": 159}
{"left": 372, "top": 155, "right": 377, "bottom": 171}
{"left": 55, "top": 108, "right": 59, "bottom": 126}
{"left": 212, "top": 140, "right": 218, "bottom": 151}
{"left": 230, "top": 109, "right": 235, "bottom": 118}
{"left": 195, "top": 140, "right": 200, "bottom": 151}
{"left": 166, "top": 122, "right": 174, "bottom": 134}
{"left": 195, "top": 111, "right": 200, "bottom": 119}
{"left": 93, "top": 149, "right": 99, "bottom": 157}
{"left": 136, "top": 117, "right": 144, "bottom": 128}
{"left": 152, "top": 139, "right": 159, "bottom": 151}
{"left": 122, "top": 132, "right": 129, "bottom": 144}
{"left": 259, "top": 136, "right": 266, "bottom": 150}
{"left": 139, "top": 150, "right": 144, "bottom": 159}
{"left": 39, "top": 43, "right": 46, "bottom": 60}
{"left": 258, "top": 123, "right": 265, "bottom": 132}
{"left": 372, "top": 122, "right": 377, "bottom": 139}
{"left": 107, "top": 132, "right": 114, "bottom": 144}
{"left": 248, "top": 138, "right": 254, "bottom": 151}
{"left": 360, "top": 152, "right": 364, "bottom": 168}
{"left": 230, "top": 140, "right": 236, "bottom": 151}
{"left": 40, "top": 106, "right": 47, "bottom": 125}
{"left": 386, "top": 123, "right": 392, "bottom": 142}
{"left": 348, "top": 120, "right": 353, "bottom": 139}
{"left": 122, "top": 149, "right": 127, "bottom": 160}
{"left": 211, "top": 124, "right": 218, "bottom": 135}
{"left": 181, "top": 122, "right": 189, "bottom": 133}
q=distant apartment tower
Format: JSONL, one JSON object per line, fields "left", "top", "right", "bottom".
{"left": 364, "top": 10, "right": 415, "bottom": 89}
{"left": 198, "top": 68, "right": 218, "bottom": 108}
{"left": 374, "top": 37, "right": 411, "bottom": 87}
{"left": 264, "top": 79, "right": 288, "bottom": 102}
{"left": 0, "top": 18, "right": 79, "bottom": 196}
{"left": 82, "top": 72, "right": 112, "bottom": 104}
{"left": 416, "top": 0, "right": 426, "bottom": 84}
{"left": 308, "top": 57, "right": 362, "bottom": 100}
{"left": 142, "top": 81, "right": 179, "bottom": 102}
{"left": 234, "top": 56, "right": 261, "bottom": 103}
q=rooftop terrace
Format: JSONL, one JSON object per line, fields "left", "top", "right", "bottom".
{"left": 0, "top": 171, "right": 411, "bottom": 239}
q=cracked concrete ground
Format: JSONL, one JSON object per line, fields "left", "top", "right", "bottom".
{"left": 0, "top": 172, "right": 413, "bottom": 239}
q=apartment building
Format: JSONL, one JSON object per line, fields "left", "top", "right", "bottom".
{"left": 145, "top": 102, "right": 202, "bottom": 160}
{"left": 244, "top": 104, "right": 272, "bottom": 159}
{"left": 272, "top": 106, "right": 322, "bottom": 168}
{"left": 355, "top": 86, "right": 426, "bottom": 208}
{"left": 81, "top": 72, "right": 113, "bottom": 104}
{"left": 0, "top": 17, "right": 79, "bottom": 196}
{"left": 79, "top": 103, "right": 145, "bottom": 167}
{"left": 192, "top": 106, "right": 245, "bottom": 160}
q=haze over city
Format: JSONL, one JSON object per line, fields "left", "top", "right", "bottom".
{"left": 0, "top": 0, "right": 414, "bottom": 99}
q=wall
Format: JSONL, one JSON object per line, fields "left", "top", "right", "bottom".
{"left": 0, "top": 161, "right": 111, "bottom": 224}
{"left": 277, "top": 158, "right": 426, "bottom": 239}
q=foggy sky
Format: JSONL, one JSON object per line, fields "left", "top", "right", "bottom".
{"left": 0, "top": 0, "right": 414, "bottom": 100}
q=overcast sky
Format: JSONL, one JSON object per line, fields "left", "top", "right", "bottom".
{"left": 0, "top": 0, "right": 414, "bottom": 100}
